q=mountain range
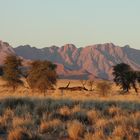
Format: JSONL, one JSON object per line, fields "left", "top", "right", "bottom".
{"left": 0, "top": 40, "right": 140, "bottom": 79}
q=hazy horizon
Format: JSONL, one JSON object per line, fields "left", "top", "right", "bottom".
{"left": 0, "top": 0, "right": 140, "bottom": 49}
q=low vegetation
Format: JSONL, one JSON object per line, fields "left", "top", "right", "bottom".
{"left": 97, "top": 81, "right": 112, "bottom": 96}
{"left": 0, "top": 97, "right": 140, "bottom": 140}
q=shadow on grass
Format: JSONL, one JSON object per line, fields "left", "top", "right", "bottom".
{"left": 0, "top": 97, "right": 140, "bottom": 113}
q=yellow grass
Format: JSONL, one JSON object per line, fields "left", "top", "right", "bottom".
{"left": 59, "top": 106, "right": 71, "bottom": 116}
{"left": 12, "top": 117, "right": 33, "bottom": 129}
{"left": 0, "top": 78, "right": 140, "bottom": 139}
{"left": 0, "top": 78, "right": 140, "bottom": 102}
{"left": 87, "top": 109, "right": 101, "bottom": 124}
{"left": 67, "top": 120, "right": 84, "bottom": 140}
{"left": 40, "top": 119, "right": 62, "bottom": 134}
{"left": 8, "top": 127, "right": 30, "bottom": 140}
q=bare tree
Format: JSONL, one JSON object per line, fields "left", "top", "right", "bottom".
{"left": 80, "top": 80, "right": 87, "bottom": 89}
{"left": 66, "top": 81, "right": 70, "bottom": 88}
{"left": 59, "top": 82, "right": 71, "bottom": 96}
{"left": 59, "top": 81, "right": 88, "bottom": 94}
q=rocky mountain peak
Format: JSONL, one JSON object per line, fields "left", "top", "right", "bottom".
{"left": 0, "top": 40, "right": 140, "bottom": 80}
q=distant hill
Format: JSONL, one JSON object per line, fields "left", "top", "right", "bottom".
{"left": 14, "top": 43, "right": 140, "bottom": 79}
{"left": 0, "top": 40, "right": 15, "bottom": 64}
{"left": 0, "top": 40, "right": 140, "bottom": 79}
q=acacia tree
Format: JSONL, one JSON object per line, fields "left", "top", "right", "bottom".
{"left": 3, "top": 55, "right": 23, "bottom": 91}
{"left": 113, "top": 63, "right": 138, "bottom": 93}
{"left": 0, "top": 66, "right": 3, "bottom": 76}
{"left": 136, "top": 71, "right": 140, "bottom": 83}
{"left": 27, "top": 60, "right": 57, "bottom": 95}
{"left": 126, "top": 71, "right": 138, "bottom": 93}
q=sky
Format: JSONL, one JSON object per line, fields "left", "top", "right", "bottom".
{"left": 0, "top": 0, "right": 140, "bottom": 49}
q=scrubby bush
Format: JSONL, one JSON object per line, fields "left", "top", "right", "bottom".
{"left": 12, "top": 117, "right": 33, "bottom": 129}
{"left": 71, "top": 111, "right": 89, "bottom": 124}
{"left": 8, "top": 128, "right": 30, "bottom": 140}
{"left": 87, "top": 110, "right": 101, "bottom": 124}
{"left": 67, "top": 120, "right": 84, "bottom": 140}
{"left": 97, "top": 81, "right": 112, "bottom": 96}
{"left": 87, "top": 80, "right": 94, "bottom": 91}
{"left": 40, "top": 119, "right": 62, "bottom": 134}
{"left": 0, "top": 97, "right": 140, "bottom": 139}
{"left": 59, "top": 106, "right": 71, "bottom": 116}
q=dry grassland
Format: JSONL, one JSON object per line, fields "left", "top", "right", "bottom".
{"left": 0, "top": 78, "right": 140, "bottom": 140}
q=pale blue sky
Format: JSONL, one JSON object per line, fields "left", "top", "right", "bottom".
{"left": 0, "top": 0, "right": 140, "bottom": 49}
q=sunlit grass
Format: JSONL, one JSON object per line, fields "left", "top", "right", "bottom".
{"left": 0, "top": 79, "right": 140, "bottom": 139}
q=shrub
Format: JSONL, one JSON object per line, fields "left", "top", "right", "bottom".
{"left": 12, "top": 117, "right": 33, "bottom": 129}
{"left": 92, "top": 131, "right": 106, "bottom": 140}
{"left": 84, "top": 133, "right": 94, "bottom": 140}
{"left": 0, "top": 109, "right": 14, "bottom": 132}
{"left": 111, "top": 125, "right": 127, "bottom": 139}
{"left": 95, "top": 118, "right": 108, "bottom": 129}
{"left": 71, "top": 111, "right": 89, "bottom": 124}
{"left": 107, "top": 106, "right": 123, "bottom": 117}
{"left": 34, "top": 105, "right": 48, "bottom": 117}
{"left": 3, "top": 108, "right": 14, "bottom": 120}
{"left": 71, "top": 105, "right": 81, "bottom": 114}
{"left": 67, "top": 120, "right": 84, "bottom": 140}
{"left": 97, "top": 81, "right": 112, "bottom": 96}
{"left": 87, "top": 80, "right": 94, "bottom": 91}
{"left": 95, "top": 119, "right": 114, "bottom": 136}
{"left": 0, "top": 116, "right": 7, "bottom": 134}
{"left": 87, "top": 110, "right": 101, "bottom": 124}
{"left": 48, "top": 112, "right": 69, "bottom": 121}
{"left": 84, "top": 132, "right": 106, "bottom": 140}
{"left": 8, "top": 128, "right": 30, "bottom": 140}
{"left": 40, "top": 119, "right": 62, "bottom": 134}
{"left": 59, "top": 106, "right": 71, "bottom": 116}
